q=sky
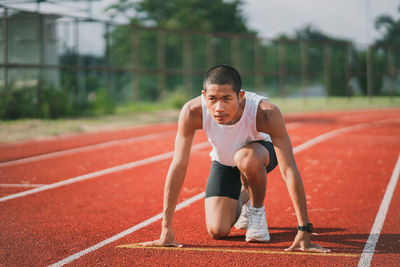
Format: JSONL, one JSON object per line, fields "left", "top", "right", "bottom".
{"left": 241, "top": 0, "right": 399, "bottom": 45}
{"left": 92, "top": 0, "right": 400, "bottom": 45}
{"left": 3, "top": 0, "right": 400, "bottom": 46}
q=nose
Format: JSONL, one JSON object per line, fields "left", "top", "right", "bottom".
{"left": 215, "top": 100, "right": 224, "bottom": 112}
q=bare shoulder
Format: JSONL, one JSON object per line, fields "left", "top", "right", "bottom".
{"left": 178, "top": 95, "right": 203, "bottom": 134}
{"left": 256, "top": 99, "right": 286, "bottom": 136}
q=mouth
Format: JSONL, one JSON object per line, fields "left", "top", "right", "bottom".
{"left": 214, "top": 114, "right": 228, "bottom": 122}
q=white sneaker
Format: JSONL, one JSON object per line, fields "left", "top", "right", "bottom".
{"left": 245, "top": 205, "right": 270, "bottom": 242}
{"left": 234, "top": 200, "right": 249, "bottom": 230}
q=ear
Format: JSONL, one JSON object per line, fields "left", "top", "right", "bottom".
{"left": 201, "top": 90, "right": 206, "bottom": 96}
{"left": 238, "top": 90, "right": 245, "bottom": 100}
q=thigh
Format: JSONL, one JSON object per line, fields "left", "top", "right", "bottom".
{"left": 205, "top": 161, "right": 242, "bottom": 199}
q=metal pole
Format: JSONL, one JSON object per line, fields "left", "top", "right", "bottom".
{"left": 38, "top": 13, "right": 44, "bottom": 110}
{"left": 300, "top": 40, "right": 308, "bottom": 98}
{"left": 157, "top": 29, "right": 166, "bottom": 100}
{"left": 323, "top": 44, "right": 331, "bottom": 97}
{"left": 231, "top": 36, "right": 240, "bottom": 71}
{"left": 366, "top": 45, "right": 373, "bottom": 98}
{"left": 132, "top": 25, "right": 140, "bottom": 102}
{"left": 387, "top": 46, "right": 394, "bottom": 100}
{"left": 278, "top": 40, "right": 286, "bottom": 98}
{"left": 207, "top": 34, "right": 215, "bottom": 68}
{"left": 255, "top": 37, "right": 263, "bottom": 92}
{"left": 2, "top": 8, "right": 8, "bottom": 91}
{"left": 183, "top": 33, "right": 192, "bottom": 95}
{"left": 105, "top": 23, "right": 111, "bottom": 95}
{"left": 345, "top": 42, "right": 351, "bottom": 98}
{"left": 74, "top": 18, "right": 79, "bottom": 105}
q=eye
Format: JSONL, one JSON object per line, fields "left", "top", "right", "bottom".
{"left": 208, "top": 97, "right": 216, "bottom": 102}
{"left": 224, "top": 97, "right": 231, "bottom": 102}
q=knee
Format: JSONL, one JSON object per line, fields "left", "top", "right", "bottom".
{"left": 234, "top": 148, "right": 267, "bottom": 172}
{"left": 206, "top": 225, "right": 230, "bottom": 240}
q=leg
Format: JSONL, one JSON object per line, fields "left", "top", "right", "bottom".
{"left": 205, "top": 196, "right": 239, "bottom": 239}
{"left": 234, "top": 142, "right": 271, "bottom": 242}
{"left": 234, "top": 142, "right": 270, "bottom": 208}
{"left": 204, "top": 161, "right": 242, "bottom": 239}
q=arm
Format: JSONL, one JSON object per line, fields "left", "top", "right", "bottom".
{"left": 257, "top": 102, "right": 330, "bottom": 253}
{"left": 141, "top": 98, "right": 202, "bottom": 247}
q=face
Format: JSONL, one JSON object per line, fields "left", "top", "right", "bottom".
{"left": 202, "top": 83, "right": 245, "bottom": 125}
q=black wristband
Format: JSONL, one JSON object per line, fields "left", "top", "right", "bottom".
{"left": 297, "top": 222, "right": 313, "bottom": 233}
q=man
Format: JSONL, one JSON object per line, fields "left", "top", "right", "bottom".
{"left": 142, "top": 65, "right": 330, "bottom": 253}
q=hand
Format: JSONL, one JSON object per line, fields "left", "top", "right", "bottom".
{"left": 285, "top": 231, "right": 331, "bottom": 253}
{"left": 140, "top": 227, "right": 183, "bottom": 248}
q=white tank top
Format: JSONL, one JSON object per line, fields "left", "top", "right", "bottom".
{"left": 202, "top": 91, "right": 272, "bottom": 166}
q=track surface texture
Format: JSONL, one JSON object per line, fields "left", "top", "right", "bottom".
{"left": 1, "top": 108, "right": 400, "bottom": 267}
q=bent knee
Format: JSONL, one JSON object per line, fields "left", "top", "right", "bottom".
{"left": 234, "top": 148, "right": 268, "bottom": 171}
{"left": 206, "top": 225, "right": 230, "bottom": 239}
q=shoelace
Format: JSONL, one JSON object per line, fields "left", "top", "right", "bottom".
{"left": 248, "top": 208, "right": 264, "bottom": 229}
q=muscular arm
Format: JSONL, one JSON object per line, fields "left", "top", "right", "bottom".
{"left": 257, "top": 102, "right": 308, "bottom": 225}
{"left": 162, "top": 107, "right": 199, "bottom": 229}
{"left": 142, "top": 96, "right": 202, "bottom": 247}
{"left": 257, "top": 101, "right": 330, "bottom": 253}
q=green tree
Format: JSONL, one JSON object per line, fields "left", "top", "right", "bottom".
{"left": 374, "top": 5, "right": 400, "bottom": 46}
{"left": 294, "top": 24, "right": 351, "bottom": 96}
{"left": 106, "top": 0, "right": 253, "bottom": 102}
{"left": 359, "top": 5, "right": 400, "bottom": 96}
{"left": 107, "top": 0, "right": 251, "bottom": 33}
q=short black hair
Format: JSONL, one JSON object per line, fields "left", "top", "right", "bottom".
{"left": 203, "top": 64, "right": 242, "bottom": 95}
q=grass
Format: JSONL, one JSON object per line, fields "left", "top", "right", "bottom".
{"left": 0, "top": 96, "right": 399, "bottom": 143}
{"left": 270, "top": 96, "right": 400, "bottom": 113}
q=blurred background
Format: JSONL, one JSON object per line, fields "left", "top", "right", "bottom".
{"left": 0, "top": 0, "right": 399, "bottom": 121}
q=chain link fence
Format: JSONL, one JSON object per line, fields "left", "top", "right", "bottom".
{"left": 0, "top": 7, "right": 399, "bottom": 118}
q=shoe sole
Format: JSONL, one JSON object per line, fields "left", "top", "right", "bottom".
{"left": 245, "top": 237, "right": 270, "bottom": 242}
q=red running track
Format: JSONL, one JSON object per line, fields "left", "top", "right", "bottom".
{"left": 0, "top": 109, "right": 399, "bottom": 266}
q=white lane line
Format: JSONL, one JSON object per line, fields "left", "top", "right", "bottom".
{"left": 0, "top": 142, "right": 210, "bottom": 203}
{"left": 0, "top": 131, "right": 176, "bottom": 168}
{"left": 293, "top": 118, "right": 400, "bottom": 154}
{"left": 48, "top": 119, "right": 391, "bottom": 266}
{"left": 0, "top": 184, "right": 45, "bottom": 188}
{"left": 48, "top": 192, "right": 205, "bottom": 267}
{"left": 0, "top": 123, "right": 302, "bottom": 169}
{"left": 358, "top": 154, "right": 400, "bottom": 267}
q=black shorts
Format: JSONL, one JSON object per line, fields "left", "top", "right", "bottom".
{"left": 205, "top": 141, "right": 278, "bottom": 200}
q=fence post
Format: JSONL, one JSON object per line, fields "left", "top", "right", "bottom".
{"left": 388, "top": 45, "right": 394, "bottom": 100}
{"left": 2, "top": 8, "right": 8, "bottom": 92}
{"left": 183, "top": 33, "right": 192, "bottom": 95}
{"left": 345, "top": 42, "right": 351, "bottom": 98}
{"left": 207, "top": 34, "right": 215, "bottom": 68}
{"left": 37, "top": 13, "right": 44, "bottom": 110}
{"left": 300, "top": 40, "right": 308, "bottom": 98}
{"left": 105, "top": 23, "right": 111, "bottom": 95}
{"left": 231, "top": 36, "right": 240, "bottom": 70}
{"left": 132, "top": 25, "right": 140, "bottom": 102}
{"left": 366, "top": 45, "right": 373, "bottom": 98}
{"left": 74, "top": 18, "right": 80, "bottom": 105}
{"left": 157, "top": 29, "right": 166, "bottom": 100}
{"left": 255, "top": 37, "right": 263, "bottom": 92}
{"left": 323, "top": 43, "right": 331, "bottom": 97}
{"left": 278, "top": 39, "right": 286, "bottom": 98}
